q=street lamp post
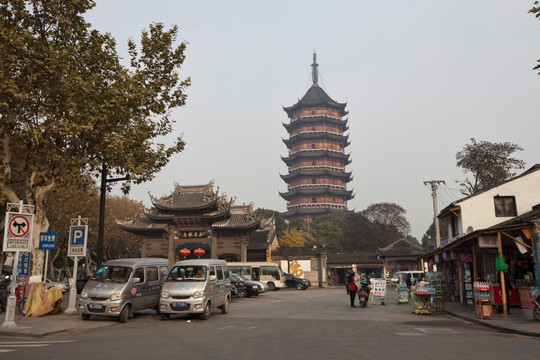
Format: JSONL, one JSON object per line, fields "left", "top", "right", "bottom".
{"left": 97, "top": 164, "right": 130, "bottom": 267}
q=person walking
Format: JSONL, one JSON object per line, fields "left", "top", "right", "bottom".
{"left": 346, "top": 271, "right": 359, "bottom": 307}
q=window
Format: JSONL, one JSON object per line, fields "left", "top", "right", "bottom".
{"left": 133, "top": 268, "right": 144, "bottom": 284}
{"left": 216, "top": 266, "right": 224, "bottom": 280}
{"left": 494, "top": 196, "right": 517, "bottom": 217}
{"left": 312, "top": 161, "right": 316, "bottom": 166}
{"left": 312, "top": 197, "right": 317, "bottom": 203}
{"left": 160, "top": 266, "right": 169, "bottom": 279}
{"left": 311, "top": 144, "right": 316, "bottom": 149}
{"left": 146, "top": 267, "right": 158, "bottom": 282}
{"left": 209, "top": 266, "right": 216, "bottom": 281}
{"left": 312, "top": 179, "right": 316, "bottom": 184}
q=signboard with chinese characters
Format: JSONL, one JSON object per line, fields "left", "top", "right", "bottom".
{"left": 178, "top": 231, "right": 207, "bottom": 238}
{"left": 3, "top": 212, "right": 34, "bottom": 252}
{"left": 17, "top": 252, "right": 31, "bottom": 276}
{"left": 68, "top": 225, "right": 88, "bottom": 257}
{"left": 39, "top": 232, "right": 57, "bottom": 250}
{"left": 371, "top": 279, "right": 387, "bottom": 297}
{"left": 478, "top": 236, "right": 498, "bottom": 248}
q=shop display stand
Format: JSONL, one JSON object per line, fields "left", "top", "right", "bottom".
{"left": 411, "top": 284, "right": 435, "bottom": 315}
{"left": 473, "top": 281, "right": 493, "bottom": 318}
{"left": 464, "top": 270, "right": 473, "bottom": 306}
{"left": 397, "top": 284, "right": 409, "bottom": 304}
{"left": 426, "top": 271, "right": 447, "bottom": 314}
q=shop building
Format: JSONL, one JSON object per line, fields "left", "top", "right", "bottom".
{"left": 279, "top": 51, "right": 354, "bottom": 222}
{"left": 420, "top": 165, "right": 540, "bottom": 314}
{"left": 117, "top": 181, "right": 278, "bottom": 267}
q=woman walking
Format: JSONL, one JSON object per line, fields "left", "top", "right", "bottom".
{"left": 346, "top": 271, "right": 359, "bottom": 307}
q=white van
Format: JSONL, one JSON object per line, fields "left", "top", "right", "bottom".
{"left": 390, "top": 271, "right": 424, "bottom": 287}
{"left": 159, "top": 259, "right": 231, "bottom": 320}
{"left": 77, "top": 258, "right": 169, "bottom": 323}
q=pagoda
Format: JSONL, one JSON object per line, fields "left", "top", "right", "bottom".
{"left": 280, "top": 51, "right": 353, "bottom": 222}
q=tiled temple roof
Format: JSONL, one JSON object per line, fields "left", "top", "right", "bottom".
{"left": 378, "top": 238, "right": 425, "bottom": 257}
{"left": 117, "top": 210, "right": 168, "bottom": 233}
{"left": 284, "top": 85, "right": 348, "bottom": 116}
{"left": 248, "top": 217, "right": 277, "bottom": 250}
{"left": 212, "top": 204, "right": 260, "bottom": 230}
{"left": 150, "top": 182, "right": 218, "bottom": 211}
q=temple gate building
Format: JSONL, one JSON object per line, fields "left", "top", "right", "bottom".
{"left": 118, "top": 181, "right": 279, "bottom": 267}
{"left": 280, "top": 51, "right": 354, "bottom": 222}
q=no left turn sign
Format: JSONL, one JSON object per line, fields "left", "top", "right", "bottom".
{"left": 3, "top": 212, "right": 34, "bottom": 252}
{"left": 8, "top": 215, "right": 31, "bottom": 238}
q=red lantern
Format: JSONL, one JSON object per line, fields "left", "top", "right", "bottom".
{"left": 179, "top": 248, "right": 191, "bottom": 259}
{"left": 194, "top": 248, "right": 205, "bottom": 258}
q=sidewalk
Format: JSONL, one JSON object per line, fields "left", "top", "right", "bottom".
{"left": 0, "top": 294, "right": 116, "bottom": 337}
{"left": 442, "top": 301, "right": 540, "bottom": 338}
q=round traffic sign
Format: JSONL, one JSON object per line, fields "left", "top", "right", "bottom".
{"left": 8, "top": 215, "right": 31, "bottom": 238}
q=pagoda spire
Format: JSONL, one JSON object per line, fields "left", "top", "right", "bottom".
{"left": 311, "top": 49, "right": 319, "bottom": 86}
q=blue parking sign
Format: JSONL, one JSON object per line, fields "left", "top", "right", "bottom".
{"left": 39, "top": 232, "right": 57, "bottom": 250}
{"left": 68, "top": 225, "right": 87, "bottom": 256}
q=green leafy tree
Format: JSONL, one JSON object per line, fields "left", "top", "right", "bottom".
{"left": 311, "top": 213, "right": 346, "bottom": 252}
{"left": 455, "top": 138, "right": 524, "bottom": 196}
{"left": 0, "top": 1, "right": 190, "bottom": 275}
{"left": 342, "top": 203, "right": 409, "bottom": 251}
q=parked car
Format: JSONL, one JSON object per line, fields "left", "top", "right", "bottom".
{"left": 284, "top": 273, "right": 311, "bottom": 290}
{"left": 231, "top": 284, "right": 238, "bottom": 298}
{"left": 230, "top": 273, "right": 248, "bottom": 298}
{"left": 251, "top": 280, "right": 269, "bottom": 293}
{"left": 45, "top": 277, "right": 70, "bottom": 293}
{"left": 76, "top": 277, "right": 90, "bottom": 294}
{"left": 231, "top": 273, "right": 260, "bottom": 297}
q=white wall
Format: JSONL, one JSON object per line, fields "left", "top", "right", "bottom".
{"left": 457, "top": 170, "right": 540, "bottom": 235}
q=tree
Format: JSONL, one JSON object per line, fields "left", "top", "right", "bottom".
{"left": 455, "top": 138, "right": 525, "bottom": 196}
{"left": 342, "top": 212, "right": 402, "bottom": 250}
{"left": 279, "top": 227, "right": 310, "bottom": 247}
{"left": 310, "top": 213, "right": 347, "bottom": 252}
{"left": 360, "top": 203, "right": 411, "bottom": 236}
{"left": 0, "top": 1, "right": 190, "bottom": 275}
{"left": 421, "top": 222, "right": 436, "bottom": 248}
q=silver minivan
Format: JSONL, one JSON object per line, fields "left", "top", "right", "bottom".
{"left": 159, "top": 259, "right": 231, "bottom": 320}
{"left": 77, "top": 258, "right": 169, "bottom": 323}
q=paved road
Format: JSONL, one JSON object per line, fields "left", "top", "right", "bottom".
{"left": 0, "top": 287, "right": 538, "bottom": 359}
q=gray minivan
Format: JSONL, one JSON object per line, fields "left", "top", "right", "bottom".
{"left": 77, "top": 258, "right": 169, "bottom": 323}
{"left": 159, "top": 259, "right": 231, "bottom": 320}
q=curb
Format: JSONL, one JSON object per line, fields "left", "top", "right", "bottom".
{"left": 446, "top": 311, "right": 540, "bottom": 338}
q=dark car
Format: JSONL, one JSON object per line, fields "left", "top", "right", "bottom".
{"left": 231, "top": 284, "right": 239, "bottom": 298}
{"left": 285, "top": 273, "right": 311, "bottom": 290}
{"left": 231, "top": 273, "right": 261, "bottom": 297}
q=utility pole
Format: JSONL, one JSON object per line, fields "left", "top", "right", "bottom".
{"left": 424, "top": 180, "right": 445, "bottom": 248}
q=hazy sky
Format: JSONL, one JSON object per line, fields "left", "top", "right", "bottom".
{"left": 86, "top": 1, "right": 540, "bottom": 240}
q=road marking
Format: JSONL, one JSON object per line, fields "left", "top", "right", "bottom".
{"left": 219, "top": 325, "right": 258, "bottom": 331}
{"left": 0, "top": 344, "right": 50, "bottom": 348}
{"left": 396, "top": 332, "right": 425, "bottom": 336}
{"left": 0, "top": 340, "right": 76, "bottom": 354}
{"left": 0, "top": 340, "right": 75, "bottom": 345}
{"left": 415, "top": 327, "right": 458, "bottom": 334}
